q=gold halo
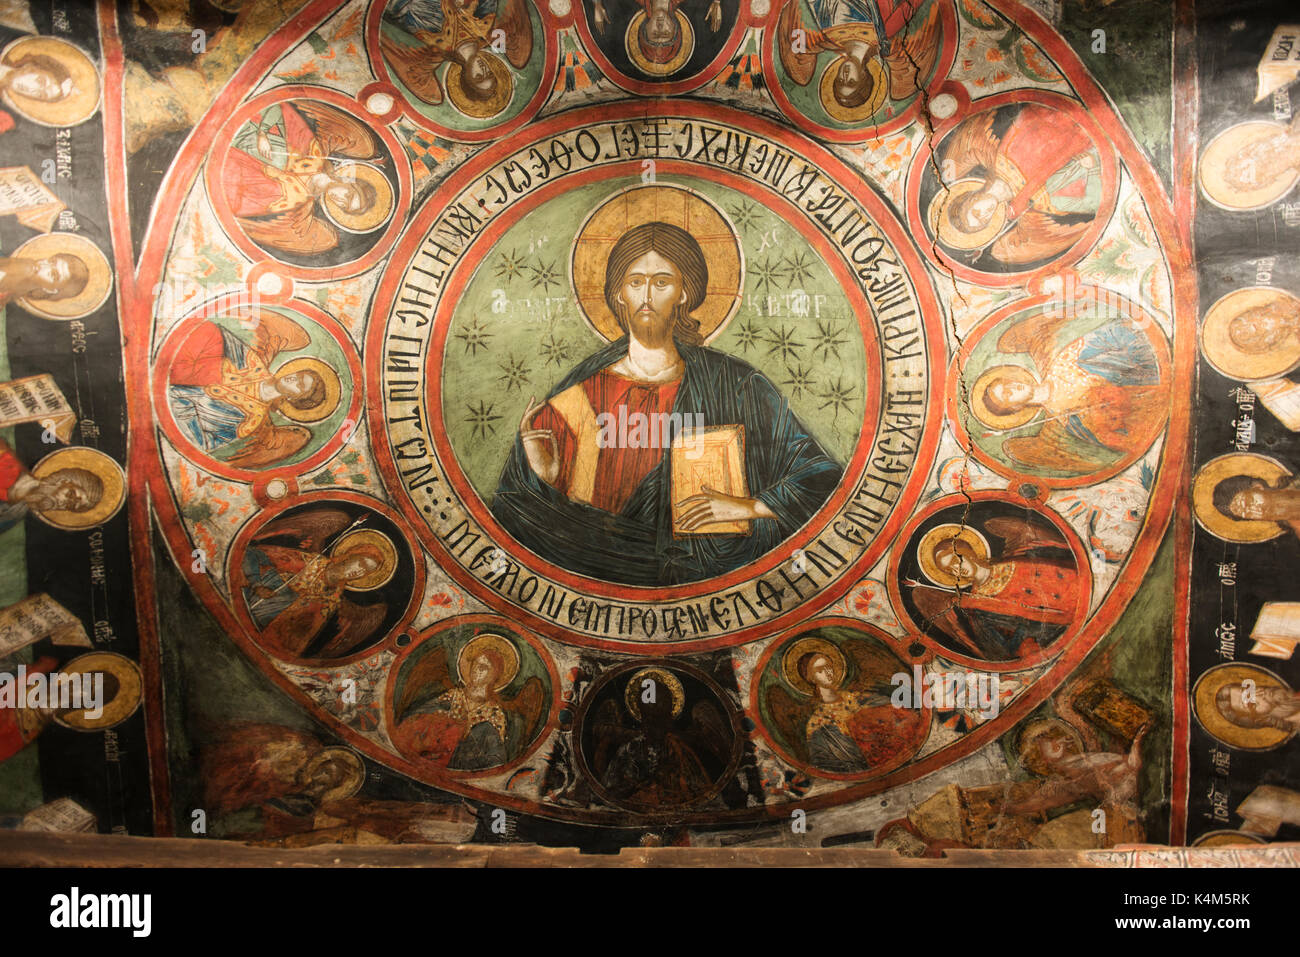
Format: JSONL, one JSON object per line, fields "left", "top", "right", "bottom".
{"left": 625, "top": 9, "right": 693, "bottom": 76}
{"left": 916, "top": 523, "right": 991, "bottom": 588}
{"left": 301, "top": 747, "right": 365, "bottom": 802}
{"left": 817, "top": 30, "right": 888, "bottom": 124}
{"left": 272, "top": 356, "right": 343, "bottom": 424}
{"left": 968, "top": 364, "right": 1041, "bottom": 431}
{"left": 928, "top": 177, "right": 1006, "bottom": 251}
{"left": 781, "top": 636, "right": 845, "bottom": 697}
{"left": 1016, "top": 718, "right": 1084, "bottom": 776}
{"left": 570, "top": 184, "right": 743, "bottom": 343}
{"left": 53, "top": 652, "right": 142, "bottom": 731}
{"left": 1192, "top": 830, "right": 1267, "bottom": 848}
{"left": 1200, "top": 286, "right": 1300, "bottom": 381}
{"left": 1193, "top": 663, "right": 1295, "bottom": 751}
{"left": 29, "top": 446, "right": 126, "bottom": 530}
{"left": 445, "top": 54, "right": 514, "bottom": 119}
{"left": 11, "top": 233, "right": 113, "bottom": 321}
{"left": 331, "top": 528, "right": 398, "bottom": 590}
{"left": 1191, "top": 452, "right": 1291, "bottom": 544}
{"left": 625, "top": 666, "right": 684, "bottom": 720}
{"left": 1199, "top": 121, "right": 1300, "bottom": 211}
{"left": 0, "top": 36, "right": 100, "bottom": 128}
{"left": 321, "top": 163, "right": 395, "bottom": 234}
{"left": 458, "top": 632, "right": 521, "bottom": 691}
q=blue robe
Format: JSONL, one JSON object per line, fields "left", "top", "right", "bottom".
{"left": 490, "top": 338, "right": 844, "bottom": 586}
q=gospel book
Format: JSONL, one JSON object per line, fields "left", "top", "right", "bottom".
{"left": 1249, "top": 602, "right": 1300, "bottom": 659}
{"left": 671, "top": 424, "right": 749, "bottom": 536}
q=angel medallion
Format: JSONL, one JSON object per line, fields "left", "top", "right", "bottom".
{"left": 238, "top": 507, "right": 408, "bottom": 661}
{"left": 393, "top": 631, "right": 548, "bottom": 772}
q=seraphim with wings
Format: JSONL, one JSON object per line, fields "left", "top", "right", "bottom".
{"left": 764, "top": 634, "right": 926, "bottom": 775}
{"left": 239, "top": 509, "right": 401, "bottom": 660}
{"left": 222, "top": 100, "right": 394, "bottom": 257}
{"left": 379, "top": 0, "right": 533, "bottom": 119}
{"left": 393, "top": 633, "right": 547, "bottom": 772}
{"left": 929, "top": 103, "right": 1104, "bottom": 268}
{"left": 967, "top": 311, "right": 1167, "bottom": 477}
{"left": 905, "top": 516, "right": 1081, "bottom": 663}
{"left": 776, "top": 0, "right": 942, "bottom": 123}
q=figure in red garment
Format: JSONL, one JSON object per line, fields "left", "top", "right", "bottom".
{"left": 908, "top": 517, "right": 1082, "bottom": 663}
{"left": 776, "top": 0, "right": 943, "bottom": 114}
{"left": 0, "top": 656, "right": 58, "bottom": 763}
{"left": 166, "top": 311, "right": 338, "bottom": 468}
{"left": 936, "top": 103, "right": 1104, "bottom": 266}
{"left": 221, "top": 99, "right": 385, "bottom": 257}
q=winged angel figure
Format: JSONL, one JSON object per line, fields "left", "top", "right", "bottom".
{"left": 393, "top": 633, "right": 547, "bottom": 772}
{"left": 379, "top": 0, "right": 533, "bottom": 118}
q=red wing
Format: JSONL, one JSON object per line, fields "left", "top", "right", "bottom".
{"left": 982, "top": 515, "right": 1067, "bottom": 555}
{"left": 254, "top": 508, "right": 354, "bottom": 551}
{"left": 776, "top": 0, "right": 826, "bottom": 88}
{"left": 380, "top": 35, "right": 447, "bottom": 105}
{"left": 494, "top": 0, "right": 534, "bottom": 68}
{"left": 238, "top": 203, "right": 340, "bottom": 256}
{"left": 294, "top": 100, "right": 380, "bottom": 159}
{"left": 249, "top": 309, "right": 311, "bottom": 361}
{"left": 763, "top": 682, "right": 811, "bottom": 762}
{"left": 940, "top": 110, "right": 999, "bottom": 180}
{"left": 991, "top": 209, "right": 1091, "bottom": 265}
{"left": 1001, "top": 420, "right": 1111, "bottom": 476}
{"left": 886, "top": 1, "right": 941, "bottom": 100}
{"left": 501, "top": 675, "right": 547, "bottom": 740}
{"left": 318, "top": 601, "right": 387, "bottom": 658}
{"left": 396, "top": 643, "right": 452, "bottom": 720}
{"left": 223, "top": 423, "right": 311, "bottom": 470}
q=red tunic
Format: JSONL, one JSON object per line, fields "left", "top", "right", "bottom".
{"left": 0, "top": 657, "right": 57, "bottom": 764}
{"left": 998, "top": 105, "right": 1094, "bottom": 218}
{"left": 533, "top": 368, "right": 682, "bottom": 515}
{"left": 0, "top": 439, "right": 24, "bottom": 501}
{"left": 967, "top": 558, "right": 1079, "bottom": 626}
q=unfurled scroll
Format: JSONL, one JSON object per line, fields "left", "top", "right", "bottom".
{"left": 0, "top": 594, "right": 91, "bottom": 657}
{"left": 0, "top": 166, "right": 66, "bottom": 233}
{"left": 0, "top": 375, "right": 76, "bottom": 442}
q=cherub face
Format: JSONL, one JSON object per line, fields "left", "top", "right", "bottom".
{"left": 275, "top": 370, "right": 316, "bottom": 399}
{"left": 963, "top": 192, "right": 1001, "bottom": 231}
{"left": 333, "top": 554, "right": 380, "bottom": 582}
{"left": 465, "top": 52, "right": 496, "bottom": 91}
{"left": 10, "top": 66, "right": 68, "bottom": 101}
{"left": 1228, "top": 488, "right": 1271, "bottom": 521}
{"left": 934, "top": 540, "right": 985, "bottom": 584}
{"left": 325, "top": 182, "right": 367, "bottom": 214}
{"left": 645, "top": 9, "right": 677, "bottom": 45}
{"left": 469, "top": 654, "right": 495, "bottom": 688}
{"left": 808, "top": 655, "right": 838, "bottom": 691}
{"left": 987, "top": 378, "right": 1034, "bottom": 413}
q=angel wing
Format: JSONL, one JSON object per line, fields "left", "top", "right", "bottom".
{"left": 841, "top": 637, "right": 896, "bottom": 701}
{"left": 249, "top": 309, "right": 312, "bottom": 362}
{"left": 238, "top": 202, "right": 340, "bottom": 256}
{"left": 493, "top": 0, "right": 534, "bottom": 69}
{"left": 939, "top": 109, "right": 1000, "bottom": 181}
{"left": 294, "top": 100, "right": 381, "bottom": 159}
{"left": 501, "top": 674, "right": 547, "bottom": 744}
{"left": 994, "top": 310, "right": 1077, "bottom": 372}
{"left": 776, "top": 0, "right": 839, "bottom": 87}
{"left": 317, "top": 600, "right": 387, "bottom": 659}
{"left": 1001, "top": 420, "right": 1117, "bottom": 476}
{"left": 983, "top": 515, "right": 1068, "bottom": 556}
{"left": 885, "top": 0, "right": 941, "bottom": 101}
{"left": 909, "top": 585, "right": 986, "bottom": 659}
{"left": 379, "top": 34, "right": 447, "bottom": 106}
{"left": 991, "top": 208, "right": 1091, "bottom": 266}
{"left": 254, "top": 508, "right": 355, "bottom": 552}
{"left": 685, "top": 700, "right": 732, "bottom": 764}
{"left": 395, "top": 643, "right": 453, "bottom": 720}
{"left": 222, "top": 422, "right": 312, "bottom": 470}
{"left": 763, "top": 683, "right": 811, "bottom": 762}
